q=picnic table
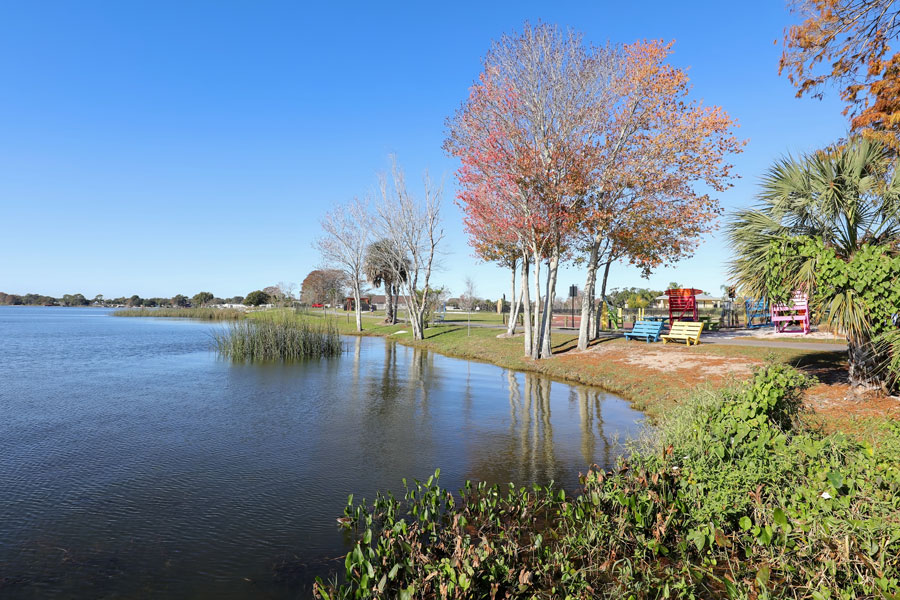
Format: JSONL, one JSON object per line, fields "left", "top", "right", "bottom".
{"left": 698, "top": 315, "right": 720, "bottom": 331}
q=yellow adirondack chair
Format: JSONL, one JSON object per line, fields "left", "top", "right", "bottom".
{"left": 661, "top": 320, "right": 704, "bottom": 346}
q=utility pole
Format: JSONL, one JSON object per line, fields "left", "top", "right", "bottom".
{"left": 569, "top": 285, "right": 577, "bottom": 329}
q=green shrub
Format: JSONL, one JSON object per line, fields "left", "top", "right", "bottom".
{"left": 314, "top": 365, "right": 900, "bottom": 599}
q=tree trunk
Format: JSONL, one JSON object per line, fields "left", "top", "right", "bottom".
{"left": 848, "top": 338, "right": 887, "bottom": 389}
{"left": 591, "top": 272, "right": 599, "bottom": 339}
{"left": 507, "top": 266, "right": 524, "bottom": 336}
{"left": 410, "top": 305, "right": 423, "bottom": 340}
{"left": 391, "top": 283, "right": 400, "bottom": 325}
{"left": 385, "top": 284, "right": 395, "bottom": 324}
{"left": 531, "top": 250, "right": 543, "bottom": 360}
{"left": 353, "top": 283, "right": 362, "bottom": 332}
{"left": 506, "top": 259, "right": 520, "bottom": 336}
{"left": 410, "top": 290, "right": 427, "bottom": 340}
{"left": 595, "top": 260, "right": 612, "bottom": 335}
{"left": 539, "top": 249, "right": 560, "bottom": 359}
{"left": 577, "top": 237, "right": 601, "bottom": 350}
{"left": 521, "top": 255, "right": 532, "bottom": 356}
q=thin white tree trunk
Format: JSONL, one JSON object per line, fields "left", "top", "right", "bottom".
{"left": 539, "top": 249, "right": 559, "bottom": 358}
{"left": 506, "top": 262, "right": 525, "bottom": 335}
{"left": 578, "top": 237, "right": 600, "bottom": 350}
{"left": 531, "top": 249, "right": 543, "bottom": 359}
{"left": 521, "top": 255, "right": 532, "bottom": 355}
{"left": 353, "top": 282, "right": 362, "bottom": 332}
{"left": 507, "top": 262, "right": 524, "bottom": 336}
{"left": 506, "top": 259, "right": 519, "bottom": 336}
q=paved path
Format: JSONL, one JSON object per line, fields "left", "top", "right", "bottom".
{"left": 700, "top": 335, "right": 847, "bottom": 352}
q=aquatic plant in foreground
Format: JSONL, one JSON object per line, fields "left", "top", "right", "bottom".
{"left": 214, "top": 315, "right": 342, "bottom": 361}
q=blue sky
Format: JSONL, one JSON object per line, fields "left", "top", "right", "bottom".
{"left": 0, "top": 1, "right": 849, "bottom": 300}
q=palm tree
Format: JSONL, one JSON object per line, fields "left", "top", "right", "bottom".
{"left": 363, "top": 239, "right": 409, "bottom": 325}
{"left": 728, "top": 137, "right": 900, "bottom": 388}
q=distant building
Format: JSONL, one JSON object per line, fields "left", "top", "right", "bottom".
{"left": 368, "top": 295, "right": 414, "bottom": 311}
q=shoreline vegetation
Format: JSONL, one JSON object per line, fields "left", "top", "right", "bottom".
{"left": 113, "top": 307, "right": 247, "bottom": 320}
{"left": 213, "top": 314, "right": 342, "bottom": 361}
{"left": 316, "top": 364, "right": 900, "bottom": 598}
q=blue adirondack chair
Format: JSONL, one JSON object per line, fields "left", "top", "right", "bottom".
{"left": 744, "top": 299, "right": 770, "bottom": 329}
{"left": 623, "top": 319, "right": 664, "bottom": 343}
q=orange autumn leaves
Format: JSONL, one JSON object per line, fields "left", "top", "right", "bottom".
{"left": 446, "top": 34, "right": 744, "bottom": 276}
{"left": 781, "top": 0, "right": 900, "bottom": 150}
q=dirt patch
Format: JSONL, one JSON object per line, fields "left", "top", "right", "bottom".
{"left": 583, "top": 342, "right": 760, "bottom": 381}
{"left": 588, "top": 345, "right": 760, "bottom": 376}
{"left": 805, "top": 383, "right": 900, "bottom": 429}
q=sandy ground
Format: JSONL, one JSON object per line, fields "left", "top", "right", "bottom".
{"left": 582, "top": 339, "right": 898, "bottom": 428}
{"left": 805, "top": 383, "right": 900, "bottom": 431}
{"left": 585, "top": 342, "right": 759, "bottom": 383}
{"left": 712, "top": 328, "right": 843, "bottom": 341}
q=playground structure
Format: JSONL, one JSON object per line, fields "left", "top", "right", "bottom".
{"left": 771, "top": 292, "right": 810, "bottom": 334}
{"left": 744, "top": 299, "right": 771, "bottom": 329}
{"left": 665, "top": 288, "right": 701, "bottom": 323}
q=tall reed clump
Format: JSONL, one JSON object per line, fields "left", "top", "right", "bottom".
{"left": 113, "top": 308, "right": 246, "bottom": 321}
{"left": 213, "top": 314, "right": 342, "bottom": 361}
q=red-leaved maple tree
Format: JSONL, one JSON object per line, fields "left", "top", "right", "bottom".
{"left": 575, "top": 39, "right": 744, "bottom": 349}
{"left": 447, "top": 28, "right": 743, "bottom": 357}
{"left": 446, "top": 23, "right": 618, "bottom": 359}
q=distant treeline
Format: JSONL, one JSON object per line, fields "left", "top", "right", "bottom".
{"left": 0, "top": 291, "right": 275, "bottom": 308}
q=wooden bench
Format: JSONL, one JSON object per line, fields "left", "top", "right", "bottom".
{"left": 623, "top": 319, "right": 664, "bottom": 343}
{"left": 661, "top": 320, "right": 705, "bottom": 346}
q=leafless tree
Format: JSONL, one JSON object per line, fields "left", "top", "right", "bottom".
{"left": 276, "top": 281, "right": 297, "bottom": 306}
{"left": 374, "top": 156, "right": 444, "bottom": 341}
{"left": 316, "top": 197, "right": 370, "bottom": 332}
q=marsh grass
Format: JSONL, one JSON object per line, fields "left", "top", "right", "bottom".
{"left": 213, "top": 314, "right": 342, "bottom": 361}
{"left": 113, "top": 307, "right": 247, "bottom": 321}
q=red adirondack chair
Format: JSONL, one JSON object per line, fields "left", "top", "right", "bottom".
{"left": 665, "top": 288, "right": 702, "bottom": 323}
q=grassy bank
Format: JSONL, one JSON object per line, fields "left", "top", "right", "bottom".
{"left": 253, "top": 310, "right": 847, "bottom": 423}
{"left": 315, "top": 364, "right": 900, "bottom": 599}
{"left": 114, "top": 307, "right": 247, "bottom": 320}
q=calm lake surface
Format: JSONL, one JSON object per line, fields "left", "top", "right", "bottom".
{"left": 0, "top": 306, "right": 644, "bottom": 598}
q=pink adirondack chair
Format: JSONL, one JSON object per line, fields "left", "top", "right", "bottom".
{"left": 771, "top": 292, "right": 810, "bottom": 334}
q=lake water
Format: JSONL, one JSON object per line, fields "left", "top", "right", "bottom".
{"left": 0, "top": 306, "right": 644, "bottom": 598}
